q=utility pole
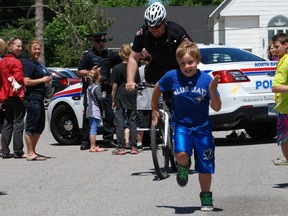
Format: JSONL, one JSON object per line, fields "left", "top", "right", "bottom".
{"left": 35, "top": 0, "right": 45, "bottom": 64}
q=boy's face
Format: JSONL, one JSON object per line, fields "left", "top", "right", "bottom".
{"left": 273, "top": 40, "right": 288, "bottom": 58}
{"left": 177, "top": 53, "right": 199, "bottom": 77}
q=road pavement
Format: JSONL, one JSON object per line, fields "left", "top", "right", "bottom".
{"left": 0, "top": 128, "right": 287, "bottom": 216}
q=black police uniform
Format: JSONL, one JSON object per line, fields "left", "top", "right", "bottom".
{"left": 132, "top": 20, "right": 192, "bottom": 84}
{"left": 78, "top": 37, "right": 122, "bottom": 149}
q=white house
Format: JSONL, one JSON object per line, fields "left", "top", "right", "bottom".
{"left": 209, "top": 0, "right": 288, "bottom": 58}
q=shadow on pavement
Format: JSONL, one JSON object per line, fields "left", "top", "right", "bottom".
{"left": 0, "top": 191, "right": 8, "bottom": 195}
{"left": 273, "top": 183, "right": 288, "bottom": 189}
{"left": 156, "top": 205, "right": 223, "bottom": 214}
{"left": 214, "top": 137, "right": 276, "bottom": 147}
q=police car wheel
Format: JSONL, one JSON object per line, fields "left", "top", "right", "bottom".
{"left": 51, "top": 104, "right": 80, "bottom": 144}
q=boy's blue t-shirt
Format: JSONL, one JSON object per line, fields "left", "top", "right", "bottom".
{"left": 158, "top": 69, "right": 217, "bottom": 129}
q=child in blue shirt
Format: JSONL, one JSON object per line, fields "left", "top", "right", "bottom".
{"left": 151, "top": 41, "right": 221, "bottom": 211}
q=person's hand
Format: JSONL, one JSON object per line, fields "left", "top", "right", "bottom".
{"left": 125, "top": 82, "right": 137, "bottom": 91}
{"left": 112, "top": 102, "right": 116, "bottom": 110}
{"left": 151, "top": 108, "right": 160, "bottom": 126}
{"left": 102, "top": 91, "right": 107, "bottom": 98}
{"left": 0, "top": 102, "right": 4, "bottom": 111}
{"left": 43, "top": 76, "right": 52, "bottom": 84}
{"left": 92, "top": 65, "right": 101, "bottom": 71}
{"left": 7, "top": 76, "right": 22, "bottom": 92}
{"left": 209, "top": 75, "right": 219, "bottom": 93}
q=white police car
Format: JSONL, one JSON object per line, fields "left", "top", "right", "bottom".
{"left": 47, "top": 44, "right": 277, "bottom": 144}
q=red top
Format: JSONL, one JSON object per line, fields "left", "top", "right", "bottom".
{"left": 0, "top": 53, "right": 25, "bottom": 101}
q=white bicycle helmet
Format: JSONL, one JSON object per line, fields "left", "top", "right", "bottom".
{"left": 144, "top": 2, "right": 167, "bottom": 27}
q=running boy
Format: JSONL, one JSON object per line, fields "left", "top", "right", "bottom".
{"left": 271, "top": 33, "right": 288, "bottom": 162}
{"left": 151, "top": 41, "right": 221, "bottom": 211}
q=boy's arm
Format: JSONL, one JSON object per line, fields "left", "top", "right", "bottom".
{"left": 209, "top": 75, "right": 222, "bottom": 112}
{"left": 111, "top": 83, "right": 117, "bottom": 109}
{"left": 272, "top": 85, "right": 288, "bottom": 93}
{"left": 151, "top": 83, "right": 162, "bottom": 126}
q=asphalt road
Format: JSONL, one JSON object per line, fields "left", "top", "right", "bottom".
{"left": 0, "top": 126, "right": 287, "bottom": 216}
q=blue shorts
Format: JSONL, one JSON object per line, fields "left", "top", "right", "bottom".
{"left": 24, "top": 96, "right": 45, "bottom": 135}
{"left": 277, "top": 113, "right": 288, "bottom": 145}
{"left": 173, "top": 125, "right": 215, "bottom": 174}
{"left": 89, "top": 117, "right": 101, "bottom": 135}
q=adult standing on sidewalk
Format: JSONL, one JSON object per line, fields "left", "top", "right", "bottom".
{"left": 22, "top": 40, "right": 53, "bottom": 161}
{"left": 0, "top": 38, "right": 6, "bottom": 156}
{"left": 0, "top": 36, "right": 26, "bottom": 159}
{"left": 78, "top": 33, "right": 122, "bottom": 150}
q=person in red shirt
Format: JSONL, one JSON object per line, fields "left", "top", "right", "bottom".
{"left": 0, "top": 36, "right": 26, "bottom": 159}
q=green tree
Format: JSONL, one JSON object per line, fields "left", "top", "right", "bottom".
{"left": 43, "top": 0, "right": 148, "bottom": 66}
{"left": 0, "top": 0, "right": 35, "bottom": 42}
{"left": 97, "top": 0, "right": 149, "bottom": 7}
{"left": 43, "top": 0, "right": 114, "bottom": 66}
{"left": 0, "top": 0, "right": 149, "bottom": 66}
{"left": 162, "top": 0, "right": 223, "bottom": 6}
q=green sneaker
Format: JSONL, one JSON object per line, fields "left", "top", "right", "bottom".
{"left": 136, "top": 145, "right": 143, "bottom": 152}
{"left": 200, "top": 192, "right": 214, "bottom": 211}
{"left": 176, "top": 163, "right": 190, "bottom": 187}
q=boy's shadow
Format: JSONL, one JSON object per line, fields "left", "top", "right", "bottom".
{"left": 157, "top": 205, "right": 223, "bottom": 214}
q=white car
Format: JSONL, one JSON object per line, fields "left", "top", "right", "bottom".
{"left": 47, "top": 44, "right": 277, "bottom": 144}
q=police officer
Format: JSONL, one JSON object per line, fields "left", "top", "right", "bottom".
{"left": 78, "top": 32, "right": 122, "bottom": 150}
{"left": 126, "top": 2, "right": 192, "bottom": 90}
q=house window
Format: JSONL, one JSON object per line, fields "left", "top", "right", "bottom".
{"left": 268, "top": 15, "right": 288, "bottom": 42}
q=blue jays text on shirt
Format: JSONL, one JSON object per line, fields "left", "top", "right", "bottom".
{"left": 173, "top": 85, "right": 208, "bottom": 102}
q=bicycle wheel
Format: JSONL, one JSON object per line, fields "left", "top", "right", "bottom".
{"left": 170, "top": 152, "right": 178, "bottom": 172}
{"left": 169, "top": 129, "right": 178, "bottom": 172}
{"left": 150, "top": 118, "right": 170, "bottom": 179}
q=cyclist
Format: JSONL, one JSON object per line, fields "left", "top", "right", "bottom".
{"left": 151, "top": 42, "right": 221, "bottom": 211}
{"left": 126, "top": 2, "right": 192, "bottom": 89}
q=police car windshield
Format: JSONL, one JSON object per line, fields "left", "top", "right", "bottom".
{"left": 200, "top": 47, "right": 266, "bottom": 64}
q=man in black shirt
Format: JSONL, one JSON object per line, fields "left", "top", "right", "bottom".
{"left": 126, "top": 2, "right": 192, "bottom": 90}
{"left": 78, "top": 33, "right": 122, "bottom": 150}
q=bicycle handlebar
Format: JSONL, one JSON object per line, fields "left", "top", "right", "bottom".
{"left": 136, "top": 82, "right": 155, "bottom": 90}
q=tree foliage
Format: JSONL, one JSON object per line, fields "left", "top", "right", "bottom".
{"left": 96, "top": 0, "right": 149, "bottom": 7}
{"left": 43, "top": 0, "right": 114, "bottom": 66}
{"left": 0, "top": 0, "right": 219, "bottom": 66}
{"left": 162, "top": 0, "right": 223, "bottom": 6}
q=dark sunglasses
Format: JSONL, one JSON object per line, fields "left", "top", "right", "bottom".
{"left": 148, "top": 24, "right": 162, "bottom": 29}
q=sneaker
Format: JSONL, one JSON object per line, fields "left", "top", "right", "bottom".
{"left": 112, "top": 148, "right": 126, "bottom": 155}
{"left": 136, "top": 145, "right": 143, "bottom": 152}
{"left": 2, "top": 154, "right": 13, "bottom": 159}
{"left": 176, "top": 162, "right": 190, "bottom": 187}
{"left": 200, "top": 192, "right": 214, "bottom": 211}
{"left": 130, "top": 146, "right": 139, "bottom": 154}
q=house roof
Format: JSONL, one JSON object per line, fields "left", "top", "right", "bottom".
{"left": 103, "top": 6, "right": 218, "bottom": 50}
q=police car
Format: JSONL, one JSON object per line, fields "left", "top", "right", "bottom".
{"left": 47, "top": 44, "right": 277, "bottom": 144}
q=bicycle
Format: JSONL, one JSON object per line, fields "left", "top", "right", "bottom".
{"left": 137, "top": 83, "right": 177, "bottom": 180}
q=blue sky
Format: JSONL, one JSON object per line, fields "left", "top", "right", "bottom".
{"left": 149, "top": 0, "right": 159, "bottom": 4}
